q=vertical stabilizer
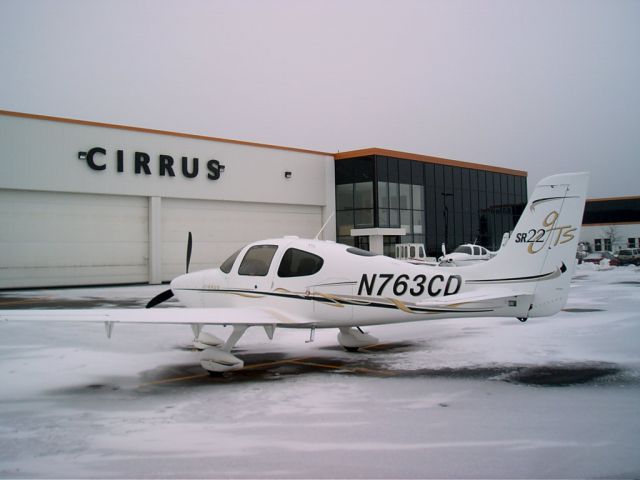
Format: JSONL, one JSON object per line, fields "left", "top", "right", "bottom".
{"left": 469, "top": 172, "right": 589, "bottom": 317}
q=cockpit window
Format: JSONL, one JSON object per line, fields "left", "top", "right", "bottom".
{"left": 277, "top": 248, "right": 324, "bottom": 277}
{"left": 220, "top": 248, "right": 242, "bottom": 274}
{"left": 453, "top": 245, "right": 472, "bottom": 255}
{"left": 238, "top": 245, "right": 278, "bottom": 276}
{"left": 346, "top": 247, "right": 378, "bottom": 257}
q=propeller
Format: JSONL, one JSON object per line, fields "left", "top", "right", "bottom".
{"left": 145, "top": 288, "right": 174, "bottom": 308}
{"left": 186, "top": 231, "right": 193, "bottom": 274}
{"left": 146, "top": 231, "right": 192, "bottom": 309}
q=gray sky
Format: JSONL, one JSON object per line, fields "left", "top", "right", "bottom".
{"left": 1, "top": 0, "right": 638, "bottom": 197}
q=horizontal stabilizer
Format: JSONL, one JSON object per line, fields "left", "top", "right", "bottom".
{"left": 416, "top": 288, "right": 531, "bottom": 307}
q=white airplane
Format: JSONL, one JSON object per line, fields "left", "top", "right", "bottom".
{"left": 439, "top": 243, "right": 494, "bottom": 266}
{"left": 439, "top": 233, "right": 510, "bottom": 267}
{"left": 0, "top": 172, "right": 589, "bottom": 373}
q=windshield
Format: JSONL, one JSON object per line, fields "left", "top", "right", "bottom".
{"left": 220, "top": 248, "right": 242, "bottom": 274}
{"left": 453, "top": 245, "right": 472, "bottom": 255}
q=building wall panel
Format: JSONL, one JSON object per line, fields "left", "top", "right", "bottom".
{"left": 0, "top": 190, "right": 148, "bottom": 288}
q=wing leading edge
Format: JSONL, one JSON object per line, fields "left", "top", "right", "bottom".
{"left": 0, "top": 307, "right": 311, "bottom": 327}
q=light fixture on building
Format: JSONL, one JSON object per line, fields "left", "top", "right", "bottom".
{"left": 284, "top": 171, "right": 292, "bottom": 179}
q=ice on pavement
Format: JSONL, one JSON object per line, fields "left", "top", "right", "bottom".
{"left": 1, "top": 264, "right": 639, "bottom": 478}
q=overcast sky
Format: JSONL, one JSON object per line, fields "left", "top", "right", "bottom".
{"left": 1, "top": 0, "right": 638, "bottom": 197}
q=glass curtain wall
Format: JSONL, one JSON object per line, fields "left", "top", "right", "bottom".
{"left": 335, "top": 156, "right": 374, "bottom": 246}
{"left": 336, "top": 155, "right": 527, "bottom": 256}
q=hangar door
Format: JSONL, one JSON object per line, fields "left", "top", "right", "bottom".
{"left": 0, "top": 189, "right": 148, "bottom": 289}
{"left": 161, "top": 198, "right": 323, "bottom": 281}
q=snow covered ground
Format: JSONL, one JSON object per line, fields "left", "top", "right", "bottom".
{"left": 1, "top": 264, "right": 639, "bottom": 478}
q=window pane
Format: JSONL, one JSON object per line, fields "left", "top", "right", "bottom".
{"left": 399, "top": 184, "right": 411, "bottom": 209}
{"left": 336, "top": 184, "right": 353, "bottom": 210}
{"left": 389, "top": 182, "right": 399, "bottom": 209}
{"left": 238, "top": 245, "right": 278, "bottom": 276}
{"left": 412, "top": 184, "right": 423, "bottom": 210}
{"left": 399, "top": 160, "right": 411, "bottom": 184}
{"left": 337, "top": 236, "right": 355, "bottom": 247}
{"left": 413, "top": 210, "right": 424, "bottom": 234}
{"left": 377, "top": 181, "right": 389, "bottom": 208}
{"left": 390, "top": 209, "right": 400, "bottom": 227}
{"left": 220, "top": 248, "right": 242, "bottom": 273}
{"left": 376, "top": 156, "right": 388, "bottom": 182}
{"left": 401, "top": 210, "right": 412, "bottom": 234}
{"left": 355, "top": 209, "right": 374, "bottom": 228}
{"left": 378, "top": 208, "right": 390, "bottom": 227}
{"left": 336, "top": 210, "right": 353, "bottom": 236}
{"left": 354, "top": 181, "right": 373, "bottom": 208}
{"left": 277, "top": 248, "right": 324, "bottom": 277}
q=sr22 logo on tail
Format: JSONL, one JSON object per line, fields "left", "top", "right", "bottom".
{"left": 514, "top": 210, "right": 576, "bottom": 254}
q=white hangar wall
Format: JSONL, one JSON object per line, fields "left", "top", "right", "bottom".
{"left": 0, "top": 111, "right": 336, "bottom": 289}
{"left": 580, "top": 223, "right": 640, "bottom": 253}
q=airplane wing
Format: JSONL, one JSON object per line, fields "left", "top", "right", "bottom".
{"left": 0, "top": 307, "right": 312, "bottom": 327}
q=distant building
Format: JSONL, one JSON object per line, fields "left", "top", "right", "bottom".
{"left": 580, "top": 196, "right": 640, "bottom": 253}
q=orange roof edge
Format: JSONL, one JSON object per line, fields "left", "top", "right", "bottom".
{"left": 586, "top": 195, "right": 640, "bottom": 202}
{"left": 335, "top": 147, "right": 527, "bottom": 177}
{"left": 0, "top": 109, "right": 334, "bottom": 157}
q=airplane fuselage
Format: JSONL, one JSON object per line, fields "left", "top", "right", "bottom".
{"left": 171, "top": 238, "right": 531, "bottom": 328}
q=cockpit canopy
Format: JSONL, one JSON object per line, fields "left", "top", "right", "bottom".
{"left": 219, "top": 243, "right": 324, "bottom": 277}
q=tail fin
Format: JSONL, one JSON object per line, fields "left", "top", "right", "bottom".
{"left": 470, "top": 172, "right": 589, "bottom": 317}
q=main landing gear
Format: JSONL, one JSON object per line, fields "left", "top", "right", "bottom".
{"left": 337, "top": 327, "right": 379, "bottom": 352}
{"left": 193, "top": 325, "right": 379, "bottom": 373}
{"left": 193, "top": 324, "right": 277, "bottom": 373}
{"left": 194, "top": 325, "right": 248, "bottom": 373}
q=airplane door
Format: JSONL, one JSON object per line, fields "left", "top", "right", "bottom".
{"left": 312, "top": 279, "right": 353, "bottom": 322}
{"left": 235, "top": 244, "right": 279, "bottom": 296}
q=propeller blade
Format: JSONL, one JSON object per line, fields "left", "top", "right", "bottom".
{"left": 186, "top": 231, "right": 193, "bottom": 273}
{"left": 146, "top": 289, "right": 174, "bottom": 308}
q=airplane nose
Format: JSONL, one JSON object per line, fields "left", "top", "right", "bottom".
{"left": 170, "top": 273, "right": 190, "bottom": 291}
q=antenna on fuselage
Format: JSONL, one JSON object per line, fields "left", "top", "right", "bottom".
{"left": 315, "top": 212, "right": 335, "bottom": 240}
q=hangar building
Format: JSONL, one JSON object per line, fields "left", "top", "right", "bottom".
{"left": 0, "top": 110, "right": 527, "bottom": 289}
{"left": 580, "top": 196, "right": 640, "bottom": 253}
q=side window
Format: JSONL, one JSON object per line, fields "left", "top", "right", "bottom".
{"left": 238, "top": 245, "right": 278, "bottom": 276}
{"left": 278, "top": 248, "right": 324, "bottom": 277}
{"left": 220, "top": 248, "right": 242, "bottom": 274}
{"left": 473, "top": 246, "right": 481, "bottom": 256}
